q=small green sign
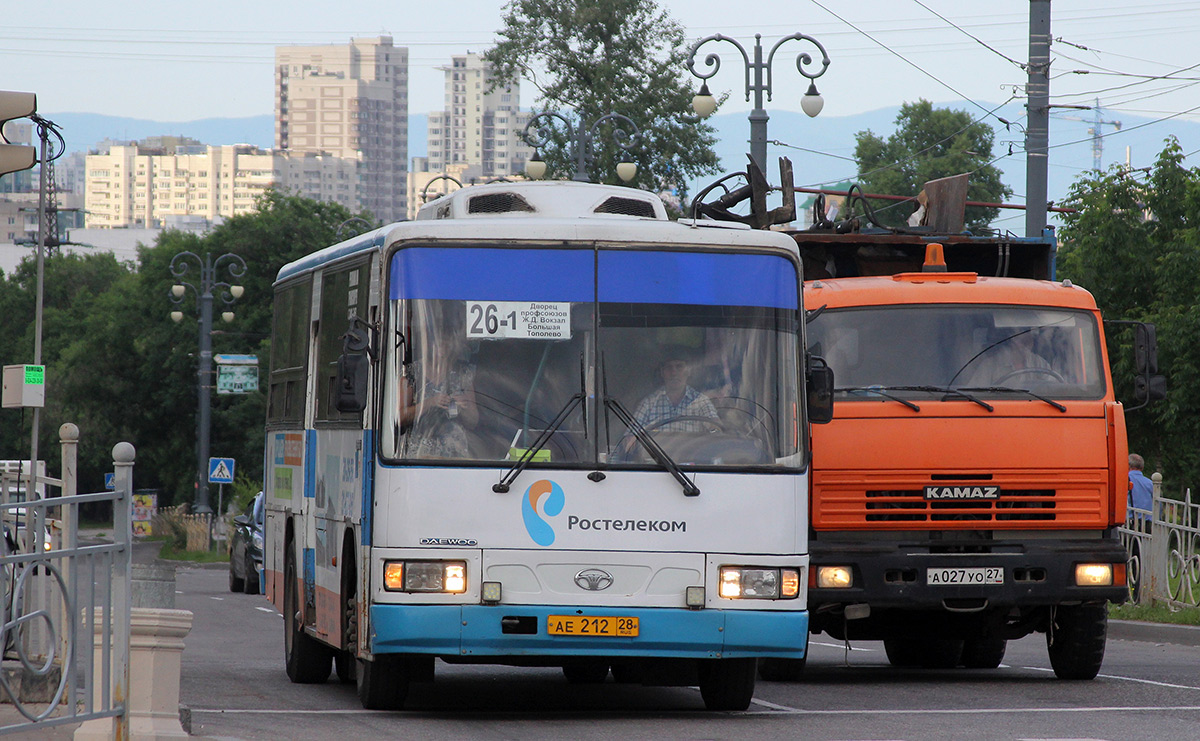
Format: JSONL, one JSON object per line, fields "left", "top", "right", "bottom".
{"left": 24, "top": 365, "right": 44, "bottom": 386}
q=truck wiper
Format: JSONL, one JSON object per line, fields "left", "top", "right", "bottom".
{"left": 958, "top": 386, "right": 1067, "bottom": 413}
{"left": 493, "top": 393, "right": 583, "bottom": 494}
{"left": 604, "top": 396, "right": 700, "bottom": 497}
{"left": 836, "top": 386, "right": 921, "bottom": 412}
{"left": 887, "top": 385, "right": 994, "bottom": 412}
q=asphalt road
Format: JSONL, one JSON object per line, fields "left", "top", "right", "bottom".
{"left": 171, "top": 563, "right": 1200, "bottom": 741}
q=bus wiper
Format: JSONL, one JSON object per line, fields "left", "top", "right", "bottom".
{"left": 958, "top": 386, "right": 1067, "bottom": 413}
{"left": 493, "top": 393, "right": 583, "bottom": 494}
{"left": 888, "top": 385, "right": 994, "bottom": 412}
{"left": 836, "top": 386, "right": 921, "bottom": 412}
{"left": 604, "top": 396, "right": 700, "bottom": 497}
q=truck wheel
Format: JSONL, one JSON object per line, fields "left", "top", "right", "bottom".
{"left": 919, "top": 639, "right": 964, "bottom": 668}
{"left": 757, "top": 656, "right": 807, "bottom": 681}
{"left": 357, "top": 655, "right": 409, "bottom": 710}
{"left": 562, "top": 663, "right": 609, "bottom": 684}
{"left": 1047, "top": 603, "right": 1107, "bottom": 680}
{"left": 698, "top": 657, "right": 757, "bottom": 711}
{"left": 961, "top": 637, "right": 1006, "bottom": 668}
{"left": 284, "top": 549, "right": 331, "bottom": 684}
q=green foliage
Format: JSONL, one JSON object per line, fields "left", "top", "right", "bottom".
{"left": 1109, "top": 601, "right": 1200, "bottom": 627}
{"left": 1058, "top": 137, "right": 1200, "bottom": 492}
{"left": 484, "top": 0, "right": 721, "bottom": 197}
{"left": 0, "top": 190, "right": 356, "bottom": 506}
{"left": 853, "top": 100, "right": 1012, "bottom": 232}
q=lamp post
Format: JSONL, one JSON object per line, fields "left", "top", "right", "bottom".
{"left": 687, "top": 33, "right": 831, "bottom": 173}
{"left": 522, "top": 112, "right": 640, "bottom": 183}
{"left": 169, "top": 251, "right": 246, "bottom": 515}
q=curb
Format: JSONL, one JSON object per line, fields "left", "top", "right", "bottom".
{"left": 1109, "top": 619, "right": 1200, "bottom": 647}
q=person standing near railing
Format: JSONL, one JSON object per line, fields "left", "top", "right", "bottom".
{"left": 1129, "top": 453, "right": 1154, "bottom": 525}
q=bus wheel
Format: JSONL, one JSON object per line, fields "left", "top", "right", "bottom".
{"left": 961, "top": 637, "right": 1006, "bottom": 669}
{"left": 357, "top": 655, "right": 409, "bottom": 710}
{"left": 284, "top": 549, "right": 331, "bottom": 684}
{"left": 757, "top": 656, "right": 807, "bottom": 681}
{"left": 1047, "top": 604, "right": 1107, "bottom": 680}
{"left": 698, "top": 658, "right": 756, "bottom": 711}
{"left": 562, "top": 663, "right": 609, "bottom": 684}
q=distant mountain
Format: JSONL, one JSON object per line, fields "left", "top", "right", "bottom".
{"left": 45, "top": 104, "right": 1200, "bottom": 226}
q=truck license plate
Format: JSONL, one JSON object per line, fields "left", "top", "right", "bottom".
{"left": 927, "top": 567, "right": 1003, "bottom": 586}
{"left": 547, "top": 615, "right": 639, "bottom": 637}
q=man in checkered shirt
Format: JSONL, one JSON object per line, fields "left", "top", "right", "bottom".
{"left": 631, "top": 352, "right": 719, "bottom": 433}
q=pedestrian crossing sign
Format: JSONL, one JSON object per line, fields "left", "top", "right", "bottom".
{"left": 209, "top": 457, "right": 235, "bottom": 484}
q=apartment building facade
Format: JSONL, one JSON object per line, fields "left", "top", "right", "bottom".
{"left": 425, "top": 52, "right": 532, "bottom": 181}
{"left": 275, "top": 36, "right": 408, "bottom": 223}
{"left": 84, "top": 143, "right": 358, "bottom": 229}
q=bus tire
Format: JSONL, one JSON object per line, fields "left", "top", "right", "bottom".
{"left": 1047, "top": 603, "right": 1107, "bottom": 680}
{"left": 961, "top": 636, "right": 1006, "bottom": 669}
{"left": 357, "top": 655, "right": 409, "bottom": 710}
{"left": 284, "top": 548, "right": 331, "bottom": 684}
{"left": 757, "top": 656, "right": 806, "bottom": 681}
{"left": 698, "top": 657, "right": 756, "bottom": 711}
{"left": 562, "top": 663, "right": 609, "bottom": 684}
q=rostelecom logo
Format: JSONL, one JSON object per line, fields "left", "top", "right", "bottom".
{"left": 522, "top": 479, "right": 564, "bottom": 546}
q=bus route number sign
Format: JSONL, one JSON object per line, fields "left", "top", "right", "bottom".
{"left": 466, "top": 301, "right": 571, "bottom": 340}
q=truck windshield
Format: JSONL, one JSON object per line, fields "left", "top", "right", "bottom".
{"left": 807, "top": 305, "right": 1106, "bottom": 400}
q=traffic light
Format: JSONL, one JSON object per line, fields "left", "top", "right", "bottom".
{"left": 0, "top": 91, "right": 36, "bottom": 177}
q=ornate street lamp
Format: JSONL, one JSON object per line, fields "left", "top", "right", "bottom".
{"left": 169, "top": 251, "right": 246, "bottom": 515}
{"left": 521, "top": 112, "right": 640, "bottom": 183}
{"left": 687, "top": 32, "right": 831, "bottom": 172}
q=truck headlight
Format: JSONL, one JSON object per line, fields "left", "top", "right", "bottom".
{"left": 718, "top": 566, "right": 801, "bottom": 600}
{"left": 1074, "top": 563, "right": 1113, "bottom": 587}
{"left": 383, "top": 560, "right": 468, "bottom": 593}
{"left": 816, "top": 566, "right": 854, "bottom": 589}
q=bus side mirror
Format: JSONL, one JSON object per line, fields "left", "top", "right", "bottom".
{"left": 335, "top": 319, "right": 374, "bottom": 414}
{"left": 807, "top": 356, "right": 834, "bottom": 424}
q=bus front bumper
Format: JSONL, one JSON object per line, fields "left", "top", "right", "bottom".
{"left": 368, "top": 604, "right": 808, "bottom": 660}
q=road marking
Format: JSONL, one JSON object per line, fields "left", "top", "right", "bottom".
{"left": 740, "top": 704, "right": 1200, "bottom": 716}
{"left": 1024, "top": 665, "right": 1200, "bottom": 691}
{"left": 210, "top": 597, "right": 224, "bottom": 601}
{"left": 256, "top": 606, "right": 277, "bottom": 614}
{"left": 811, "top": 640, "right": 877, "bottom": 652}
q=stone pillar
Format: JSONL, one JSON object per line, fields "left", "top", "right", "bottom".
{"left": 74, "top": 608, "right": 194, "bottom": 741}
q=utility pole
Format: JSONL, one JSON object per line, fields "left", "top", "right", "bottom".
{"left": 1025, "top": 0, "right": 1051, "bottom": 239}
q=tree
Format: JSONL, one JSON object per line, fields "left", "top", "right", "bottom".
{"left": 853, "top": 100, "right": 1011, "bottom": 232}
{"left": 484, "top": 0, "right": 721, "bottom": 199}
{"left": 1058, "top": 137, "right": 1200, "bottom": 492}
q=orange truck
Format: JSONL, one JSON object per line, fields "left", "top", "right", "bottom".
{"left": 777, "top": 230, "right": 1162, "bottom": 681}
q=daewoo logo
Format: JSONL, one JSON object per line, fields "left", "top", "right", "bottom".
{"left": 924, "top": 485, "right": 1000, "bottom": 501}
{"left": 574, "top": 569, "right": 614, "bottom": 591}
{"left": 522, "top": 479, "right": 564, "bottom": 546}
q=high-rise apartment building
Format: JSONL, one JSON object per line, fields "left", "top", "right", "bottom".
{"left": 275, "top": 36, "right": 408, "bottom": 223}
{"left": 84, "top": 143, "right": 358, "bottom": 229}
{"left": 425, "top": 53, "right": 532, "bottom": 180}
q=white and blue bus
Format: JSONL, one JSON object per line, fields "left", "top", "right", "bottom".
{"left": 263, "top": 180, "right": 831, "bottom": 711}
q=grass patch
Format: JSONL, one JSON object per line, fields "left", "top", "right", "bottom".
{"left": 1109, "top": 601, "right": 1200, "bottom": 626}
{"left": 156, "top": 539, "right": 229, "bottom": 564}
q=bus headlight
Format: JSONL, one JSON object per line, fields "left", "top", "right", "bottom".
{"left": 383, "top": 560, "right": 468, "bottom": 593}
{"left": 718, "top": 566, "right": 801, "bottom": 600}
{"left": 1074, "top": 563, "right": 1113, "bottom": 587}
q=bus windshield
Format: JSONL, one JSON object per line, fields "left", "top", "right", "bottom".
{"left": 807, "top": 304, "right": 1106, "bottom": 400}
{"left": 380, "top": 246, "right": 802, "bottom": 469}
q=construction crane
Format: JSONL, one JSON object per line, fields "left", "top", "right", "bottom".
{"left": 1055, "top": 98, "right": 1121, "bottom": 171}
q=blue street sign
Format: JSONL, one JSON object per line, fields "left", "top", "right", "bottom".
{"left": 104, "top": 473, "right": 115, "bottom": 490}
{"left": 208, "top": 457, "right": 235, "bottom": 485}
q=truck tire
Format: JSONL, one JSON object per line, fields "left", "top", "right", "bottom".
{"left": 357, "top": 654, "right": 409, "bottom": 710}
{"left": 961, "top": 637, "right": 1006, "bottom": 669}
{"left": 698, "top": 657, "right": 757, "bottom": 711}
{"left": 883, "top": 639, "right": 922, "bottom": 667}
{"left": 1047, "top": 603, "right": 1107, "bottom": 680}
{"left": 284, "top": 549, "right": 331, "bottom": 684}
{"left": 757, "top": 656, "right": 807, "bottom": 681}
{"left": 920, "top": 639, "right": 964, "bottom": 668}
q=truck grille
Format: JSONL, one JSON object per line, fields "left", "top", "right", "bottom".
{"left": 864, "top": 489, "right": 1057, "bottom": 522}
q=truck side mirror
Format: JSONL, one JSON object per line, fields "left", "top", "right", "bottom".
{"left": 807, "top": 355, "right": 835, "bottom": 424}
{"left": 1134, "top": 323, "right": 1159, "bottom": 375}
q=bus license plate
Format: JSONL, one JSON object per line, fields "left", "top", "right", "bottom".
{"left": 547, "top": 615, "right": 639, "bottom": 637}
{"left": 927, "top": 567, "right": 1003, "bottom": 586}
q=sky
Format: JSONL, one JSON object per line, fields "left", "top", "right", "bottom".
{"left": 7, "top": 0, "right": 1200, "bottom": 210}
